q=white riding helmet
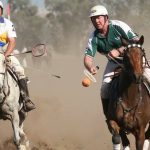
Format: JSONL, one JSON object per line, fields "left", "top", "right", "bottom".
{"left": 89, "top": 5, "right": 108, "bottom": 17}
{"left": 0, "top": 1, "right": 3, "bottom": 9}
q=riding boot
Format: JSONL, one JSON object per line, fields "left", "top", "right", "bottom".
{"left": 19, "top": 78, "right": 36, "bottom": 112}
{"left": 101, "top": 98, "right": 109, "bottom": 119}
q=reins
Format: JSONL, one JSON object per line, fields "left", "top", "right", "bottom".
{"left": 106, "top": 53, "right": 124, "bottom": 68}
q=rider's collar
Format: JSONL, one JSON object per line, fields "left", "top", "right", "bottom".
{"left": 95, "top": 30, "right": 105, "bottom": 38}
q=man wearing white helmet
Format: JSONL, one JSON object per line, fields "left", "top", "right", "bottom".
{"left": 0, "top": 1, "right": 35, "bottom": 112}
{"left": 84, "top": 5, "right": 150, "bottom": 119}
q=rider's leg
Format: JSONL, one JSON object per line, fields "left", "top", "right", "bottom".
{"left": 100, "top": 60, "right": 120, "bottom": 119}
{"left": 100, "top": 83, "right": 110, "bottom": 118}
{"left": 8, "top": 56, "right": 35, "bottom": 111}
{"left": 19, "top": 78, "right": 35, "bottom": 111}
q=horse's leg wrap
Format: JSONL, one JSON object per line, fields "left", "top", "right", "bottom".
{"left": 143, "top": 139, "right": 149, "bottom": 150}
{"left": 113, "top": 144, "right": 121, "bottom": 150}
{"left": 112, "top": 135, "right": 121, "bottom": 150}
{"left": 123, "top": 146, "right": 130, "bottom": 150}
{"left": 19, "top": 78, "right": 35, "bottom": 112}
{"left": 112, "top": 134, "right": 121, "bottom": 144}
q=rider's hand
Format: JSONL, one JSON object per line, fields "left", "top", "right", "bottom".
{"left": 5, "top": 57, "right": 11, "bottom": 66}
{"left": 89, "top": 66, "right": 98, "bottom": 75}
{"left": 108, "top": 49, "right": 120, "bottom": 58}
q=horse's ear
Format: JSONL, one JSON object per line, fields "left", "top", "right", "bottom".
{"left": 121, "top": 38, "right": 130, "bottom": 46}
{"left": 138, "top": 35, "right": 144, "bottom": 45}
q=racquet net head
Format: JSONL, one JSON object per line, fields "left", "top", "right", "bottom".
{"left": 32, "top": 43, "right": 46, "bottom": 57}
{"left": 84, "top": 69, "right": 97, "bottom": 82}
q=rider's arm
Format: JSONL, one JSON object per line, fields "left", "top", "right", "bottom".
{"left": 4, "top": 37, "right": 16, "bottom": 57}
{"left": 108, "top": 46, "right": 125, "bottom": 58}
{"left": 4, "top": 19, "right": 17, "bottom": 58}
{"left": 109, "top": 36, "right": 140, "bottom": 58}
{"left": 84, "top": 55, "right": 97, "bottom": 75}
{"left": 84, "top": 31, "right": 98, "bottom": 74}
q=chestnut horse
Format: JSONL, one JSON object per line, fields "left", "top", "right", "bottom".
{"left": 107, "top": 36, "right": 150, "bottom": 150}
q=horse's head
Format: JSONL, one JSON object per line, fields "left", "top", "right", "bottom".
{"left": 122, "top": 36, "right": 145, "bottom": 82}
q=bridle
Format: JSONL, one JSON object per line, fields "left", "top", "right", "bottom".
{"left": 119, "top": 43, "right": 148, "bottom": 116}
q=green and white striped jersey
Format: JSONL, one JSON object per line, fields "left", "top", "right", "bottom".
{"left": 85, "top": 20, "right": 138, "bottom": 57}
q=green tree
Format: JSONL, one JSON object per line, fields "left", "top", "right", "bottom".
{"left": 6, "top": 0, "right": 150, "bottom": 54}
{"left": 10, "top": 0, "right": 47, "bottom": 50}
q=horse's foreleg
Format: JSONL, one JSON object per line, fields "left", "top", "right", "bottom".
{"left": 19, "top": 110, "right": 30, "bottom": 150}
{"left": 11, "top": 110, "right": 21, "bottom": 147}
{"left": 120, "top": 129, "right": 130, "bottom": 149}
{"left": 109, "top": 120, "right": 121, "bottom": 150}
{"left": 135, "top": 127, "right": 145, "bottom": 150}
{"left": 19, "top": 110, "right": 27, "bottom": 137}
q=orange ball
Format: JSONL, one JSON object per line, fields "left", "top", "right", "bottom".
{"left": 82, "top": 77, "right": 91, "bottom": 87}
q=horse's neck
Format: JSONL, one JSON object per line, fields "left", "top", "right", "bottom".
{"left": 119, "top": 71, "right": 135, "bottom": 95}
{"left": 120, "top": 71, "right": 132, "bottom": 83}
{"left": 119, "top": 71, "right": 145, "bottom": 100}
{"left": 3, "top": 72, "right": 18, "bottom": 90}
{"left": 3, "top": 72, "right": 20, "bottom": 103}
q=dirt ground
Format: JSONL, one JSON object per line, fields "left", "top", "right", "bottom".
{"left": 0, "top": 48, "right": 148, "bottom": 150}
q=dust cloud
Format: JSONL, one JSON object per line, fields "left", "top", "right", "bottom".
{"left": 0, "top": 33, "right": 150, "bottom": 150}
{"left": 0, "top": 8, "right": 150, "bottom": 150}
{"left": 0, "top": 52, "right": 112, "bottom": 150}
{"left": 0, "top": 45, "right": 143, "bottom": 149}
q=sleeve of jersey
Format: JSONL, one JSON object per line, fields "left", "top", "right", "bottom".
{"left": 7, "top": 20, "right": 17, "bottom": 38}
{"left": 115, "top": 21, "right": 138, "bottom": 40}
{"left": 85, "top": 33, "right": 97, "bottom": 57}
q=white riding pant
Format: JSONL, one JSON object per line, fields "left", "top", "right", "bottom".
{"left": 8, "top": 56, "right": 25, "bottom": 80}
{"left": 101, "top": 60, "right": 150, "bottom": 99}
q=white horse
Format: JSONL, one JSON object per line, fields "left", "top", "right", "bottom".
{"left": 0, "top": 53, "right": 30, "bottom": 150}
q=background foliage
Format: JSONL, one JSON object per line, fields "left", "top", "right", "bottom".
{"left": 6, "top": 0, "right": 150, "bottom": 54}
